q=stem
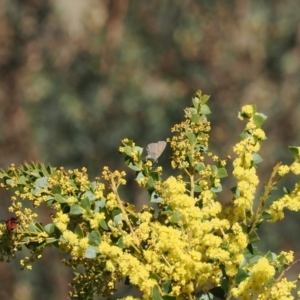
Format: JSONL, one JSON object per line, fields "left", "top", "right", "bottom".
{"left": 110, "top": 175, "right": 141, "bottom": 253}
{"left": 249, "top": 162, "right": 282, "bottom": 235}
{"left": 264, "top": 259, "right": 300, "bottom": 300}
{"left": 161, "top": 254, "right": 171, "bottom": 268}
{"left": 190, "top": 173, "right": 195, "bottom": 198}
{"left": 225, "top": 278, "right": 235, "bottom": 300}
{"left": 276, "top": 259, "right": 300, "bottom": 281}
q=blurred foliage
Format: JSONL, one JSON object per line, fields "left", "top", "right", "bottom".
{"left": 0, "top": 0, "right": 300, "bottom": 299}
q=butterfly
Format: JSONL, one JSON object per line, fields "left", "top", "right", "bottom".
{"left": 146, "top": 141, "right": 167, "bottom": 162}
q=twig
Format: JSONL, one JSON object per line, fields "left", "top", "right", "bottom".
{"left": 249, "top": 162, "right": 282, "bottom": 235}
{"left": 110, "top": 175, "right": 141, "bottom": 253}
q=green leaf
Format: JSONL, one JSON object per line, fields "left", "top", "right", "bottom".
{"left": 151, "top": 285, "right": 162, "bottom": 300}
{"left": 194, "top": 185, "right": 202, "bottom": 192}
{"left": 249, "top": 254, "right": 263, "bottom": 265}
{"left": 253, "top": 113, "right": 267, "bottom": 127}
{"left": 217, "top": 168, "right": 228, "bottom": 178}
{"left": 194, "top": 90, "right": 202, "bottom": 99}
{"left": 186, "top": 132, "right": 196, "bottom": 145}
{"left": 191, "top": 114, "right": 201, "bottom": 123}
{"left": 100, "top": 219, "right": 109, "bottom": 231}
{"left": 45, "top": 237, "right": 57, "bottom": 244}
{"left": 289, "top": 146, "right": 300, "bottom": 158}
{"left": 136, "top": 171, "right": 145, "bottom": 182}
{"left": 252, "top": 153, "right": 263, "bottom": 164}
{"left": 192, "top": 96, "right": 200, "bottom": 108}
{"left": 135, "top": 146, "right": 144, "bottom": 154}
{"left": 80, "top": 197, "right": 91, "bottom": 210}
{"left": 161, "top": 207, "right": 173, "bottom": 215}
{"left": 90, "top": 181, "right": 97, "bottom": 191}
{"left": 261, "top": 211, "right": 273, "bottom": 221}
{"left": 200, "top": 94, "right": 210, "bottom": 105}
{"left": 149, "top": 273, "right": 160, "bottom": 283}
{"left": 27, "top": 170, "right": 41, "bottom": 178}
{"left": 283, "top": 186, "right": 290, "bottom": 194}
{"left": 128, "top": 162, "right": 142, "bottom": 171}
{"left": 210, "top": 165, "right": 218, "bottom": 175}
{"left": 74, "top": 225, "right": 84, "bottom": 238}
{"left": 195, "top": 163, "right": 205, "bottom": 172}
{"left": 209, "top": 287, "right": 225, "bottom": 300}
{"left": 113, "top": 213, "right": 122, "bottom": 226}
{"left": 27, "top": 223, "right": 39, "bottom": 233}
{"left": 116, "top": 237, "right": 125, "bottom": 248}
{"left": 52, "top": 185, "right": 61, "bottom": 194}
{"left": 148, "top": 176, "right": 155, "bottom": 188}
{"left": 31, "top": 186, "right": 42, "bottom": 195}
{"left": 244, "top": 244, "right": 260, "bottom": 257}
{"left": 94, "top": 200, "right": 106, "bottom": 212}
{"left": 240, "top": 130, "right": 253, "bottom": 140}
{"left": 25, "top": 240, "right": 45, "bottom": 251}
{"left": 235, "top": 268, "right": 249, "bottom": 284}
{"left": 112, "top": 208, "right": 122, "bottom": 218}
{"left": 200, "top": 104, "right": 211, "bottom": 115}
{"left": 85, "top": 246, "right": 99, "bottom": 259}
{"left": 124, "top": 146, "right": 133, "bottom": 156}
{"left": 231, "top": 187, "right": 240, "bottom": 197}
{"left": 5, "top": 178, "right": 14, "bottom": 186}
{"left": 45, "top": 224, "right": 62, "bottom": 237}
{"left": 85, "top": 191, "right": 96, "bottom": 201}
{"left": 16, "top": 175, "right": 28, "bottom": 185}
{"left": 221, "top": 277, "right": 229, "bottom": 295}
{"left": 171, "top": 211, "right": 181, "bottom": 224}
{"left": 34, "top": 176, "right": 48, "bottom": 189}
{"left": 88, "top": 231, "right": 101, "bottom": 246}
{"left": 44, "top": 223, "right": 55, "bottom": 234}
{"left": 277, "top": 253, "right": 286, "bottom": 265}
{"left": 211, "top": 184, "right": 222, "bottom": 193}
{"left": 70, "top": 204, "right": 83, "bottom": 215}
{"left": 266, "top": 251, "right": 277, "bottom": 262}
{"left": 55, "top": 194, "right": 67, "bottom": 203}
{"left": 162, "top": 280, "right": 172, "bottom": 294}
{"left": 187, "top": 153, "right": 194, "bottom": 165}
{"left": 248, "top": 230, "right": 260, "bottom": 243}
{"left": 34, "top": 222, "right": 45, "bottom": 232}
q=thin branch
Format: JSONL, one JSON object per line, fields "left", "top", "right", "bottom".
{"left": 110, "top": 176, "right": 141, "bottom": 253}
{"left": 264, "top": 259, "right": 300, "bottom": 300}
{"left": 249, "top": 162, "right": 282, "bottom": 235}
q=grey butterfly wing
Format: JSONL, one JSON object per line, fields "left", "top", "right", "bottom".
{"left": 156, "top": 141, "right": 167, "bottom": 158}
{"left": 146, "top": 141, "right": 167, "bottom": 161}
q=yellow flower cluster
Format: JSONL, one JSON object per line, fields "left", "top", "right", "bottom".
{"left": 268, "top": 182, "right": 300, "bottom": 221}
{"left": 227, "top": 108, "right": 265, "bottom": 223}
{"left": 290, "top": 162, "right": 300, "bottom": 175}
{"left": 278, "top": 165, "right": 290, "bottom": 176}
{"left": 102, "top": 166, "right": 127, "bottom": 186}
{"left": 60, "top": 230, "right": 89, "bottom": 258}
{"left": 231, "top": 258, "right": 275, "bottom": 298}
{"left": 170, "top": 118, "right": 210, "bottom": 169}
{"left": 52, "top": 211, "right": 70, "bottom": 231}
{"left": 241, "top": 105, "right": 254, "bottom": 117}
{"left": 269, "top": 278, "right": 296, "bottom": 300}
{"left": 81, "top": 174, "right": 252, "bottom": 298}
{"left": 2, "top": 95, "right": 300, "bottom": 299}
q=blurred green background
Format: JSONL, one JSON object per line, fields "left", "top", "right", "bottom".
{"left": 1, "top": 0, "right": 300, "bottom": 299}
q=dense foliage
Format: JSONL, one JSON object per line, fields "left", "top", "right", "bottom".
{"left": 0, "top": 91, "right": 299, "bottom": 299}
